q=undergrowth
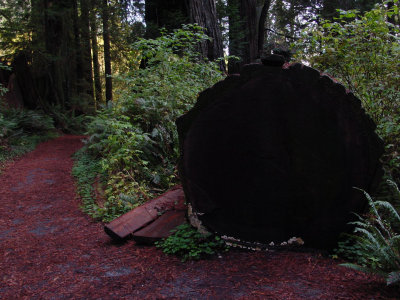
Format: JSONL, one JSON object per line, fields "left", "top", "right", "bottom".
{"left": 155, "top": 224, "right": 229, "bottom": 261}
{"left": 78, "top": 25, "right": 224, "bottom": 222}
{"left": 72, "top": 147, "right": 145, "bottom": 222}
{"left": 335, "top": 183, "right": 400, "bottom": 286}
{"left": 72, "top": 148, "right": 102, "bottom": 219}
{"left": 0, "top": 108, "right": 58, "bottom": 172}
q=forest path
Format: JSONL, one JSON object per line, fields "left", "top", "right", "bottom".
{"left": 0, "top": 136, "right": 397, "bottom": 299}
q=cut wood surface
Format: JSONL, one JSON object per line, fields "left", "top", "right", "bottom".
{"left": 104, "top": 185, "right": 186, "bottom": 240}
{"left": 132, "top": 210, "right": 187, "bottom": 244}
{"left": 177, "top": 58, "right": 384, "bottom": 249}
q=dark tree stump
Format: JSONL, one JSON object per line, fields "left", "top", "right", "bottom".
{"left": 176, "top": 60, "right": 384, "bottom": 249}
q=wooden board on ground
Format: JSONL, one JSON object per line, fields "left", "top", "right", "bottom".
{"left": 104, "top": 185, "right": 186, "bottom": 240}
{"left": 132, "top": 210, "right": 186, "bottom": 244}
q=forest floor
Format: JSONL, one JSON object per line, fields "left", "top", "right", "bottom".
{"left": 0, "top": 135, "right": 399, "bottom": 299}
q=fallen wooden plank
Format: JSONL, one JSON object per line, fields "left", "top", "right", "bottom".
{"left": 132, "top": 210, "right": 186, "bottom": 244}
{"left": 104, "top": 185, "right": 185, "bottom": 240}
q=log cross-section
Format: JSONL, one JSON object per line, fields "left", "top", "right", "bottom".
{"left": 176, "top": 58, "right": 383, "bottom": 249}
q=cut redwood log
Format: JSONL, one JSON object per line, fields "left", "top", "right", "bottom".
{"left": 176, "top": 57, "right": 384, "bottom": 249}
{"left": 104, "top": 185, "right": 185, "bottom": 240}
{"left": 132, "top": 210, "right": 187, "bottom": 244}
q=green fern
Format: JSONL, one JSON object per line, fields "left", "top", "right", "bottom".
{"left": 340, "top": 182, "right": 400, "bottom": 286}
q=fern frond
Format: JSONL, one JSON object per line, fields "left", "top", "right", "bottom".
{"left": 353, "top": 227, "right": 382, "bottom": 249}
{"left": 387, "top": 180, "right": 400, "bottom": 195}
{"left": 387, "top": 271, "right": 400, "bottom": 286}
{"left": 340, "top": 263, "right": 386, "bottom": 277}
{"left": 390, "top": 235, "right": 400, "bottom": 246}
{"left": 349, "top": 220, "right": 370, "bottom": 228}
{"left": 375, "top": 200, "right": 400, "bottom": 223}
{"left": 364, "top": 190, "right": 391, "bottom": 235}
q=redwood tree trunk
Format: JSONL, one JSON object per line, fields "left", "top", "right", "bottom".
{"left": 80, "top": 0, "right": 94, "bottom": 102}
{"left": 186, "top": 0, "right": 226, "bottom": 71}
{"left": 90, "top": 0, "right": 103, "bottom": 106}
{"left": 257, "top": 0, "right": 271, "bottom": 55}
{"left": 44, "top": 0, "right": 69, "bottom": 107}
{"left": 228, "top": 0, "right": 258, "bottom": 73}
{"left": 72, "top": 0, "right": 82, "bottom": 95}
{"left": 241, "top": 0, "right": 258, "bottom": 63}
{"left": 144, "top": 0, "right": 188, "bottom": 38}
{"left": 102, "top": 0, "right": 112, "bottom": 102}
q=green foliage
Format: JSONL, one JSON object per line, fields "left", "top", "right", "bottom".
{"left": 83, "top": 25, "right": 224, "bottom": 221}
{"left": 48, "top": 105, "right": 89, "bottom": 134}
{"left": 72, "top": 148, "right": 116, "bottom": 222}
{"left": 0, "top": 62, "right": 10, "bottom": 96}
{"left": 0, "top": 107, "right": 57, "bottom": 169}
{"left": 293, "top": 1, "right": 400, "bottom": 183}
{"left": 73, "top": 141, "right": 148, "bottom": 223}
{"left": 338, "top": 184, "right": 400, "bottom": 286}
{"left": 155, "top": 224, "right": 228, "bottom": 261}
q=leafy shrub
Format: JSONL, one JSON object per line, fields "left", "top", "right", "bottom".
{"left": 293, "top": 1, "right": 400, "bottom": 183}
{"left": 155, "top": 224, "right": 228, "bottom": 261}
{"left": 339, "top": 183, "right": 400, "bottom": 286}
{"left": 83, "top": 25, "right": 224, "bottom": 221}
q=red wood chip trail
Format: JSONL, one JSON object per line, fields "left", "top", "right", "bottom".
{"left": 0, "top": 135, "right": 398, "bottom": 299}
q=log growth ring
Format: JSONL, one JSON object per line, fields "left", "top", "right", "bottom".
{"left": 176, "top": 62, "right": 383, "bottom": 249}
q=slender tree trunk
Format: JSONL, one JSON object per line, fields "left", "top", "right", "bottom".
{"left": 186, "top": 0, "right": 226, "bottom": 72}
{"left": 257, "top": 0, "right": 271, "bottom": 55}
{"left": 44, "top": 0, "right": 65, "bottom": 106}
{"left": 145, "top": 0, "right": 188, "bottom": 38}
{"left": 80, "top": 0, "right": 94, "bottom": 102}
{"left": 90, "top": 0, "right": 103, "bottom": 106}
{"left": 102, "top": 0, "right": 112, "bottom": 102}
{"left": 228, "top": 0, "right": 241, "bottom": 73}
{"left": 240, "top": 0, "right": 258, "bottom": 64}
{"left": 228, "top": 0, "right": 258, "bottom": 73}
{"left": 72, "top": 0, "right": 81, "bottom": 95}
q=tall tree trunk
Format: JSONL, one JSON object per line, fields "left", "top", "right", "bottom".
{"left": 90, "top": 0, "right": 102, "bottom": 106}
{"left": 240, "top": 0, "right": 258, "bottom": 64}
{"left": 257, "top": 0, "right": 271, "bottom": 55}
{"left": 186, "top": 0, "right": 226, "bottom": 72}
{"left": 72, "top": 0, "right": 81, "bottom": 95}
{"left": 44, "top": 0, "right": 66, "bottom": 106}
{"left": 80, "top": 0, "right": 94, "bottom": 103}
{"left": 144, "top": 0, "right": 188, "bottom": 38}
{"left": 102, "top": 0, "right": 112, "bottom": 102}
{"left": 228, "top": 0, "right": 258, "bottom": 73}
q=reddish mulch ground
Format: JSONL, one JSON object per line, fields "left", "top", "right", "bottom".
{"left": 0, "top": 135, "right": 399, "bottom": 299}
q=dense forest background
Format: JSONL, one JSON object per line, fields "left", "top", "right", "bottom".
{"left": 1, "top": 0, "right": 400, "bottom": 285}
{"left": 0, "top": 0, "right": 388, "bottom": 114}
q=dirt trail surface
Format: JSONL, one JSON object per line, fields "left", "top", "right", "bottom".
{"left": 0, "top": 135, "right": 398, "bottom": 299}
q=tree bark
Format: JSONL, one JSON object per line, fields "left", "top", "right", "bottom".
{"left": 90, "top": 0, "right": 103, "bottom": 106}
{"left": 144, "top": 0, "right": 188, "bottom": 38}
{"left": 102, "top": 0, "right": 112, "bottom": 102}
{"left": 80, "top": 0, "right": 94, "bottom": 102}
{"left": 228, "top": 0, "right": 258, "bottom": 73}
{"left": 186, "top": 0, "right": 226, "bottom": 72}
{"left": 72, "top": 0, "right": 82, "bottom": 95}
{"left": 240, "top": 0, "right": 258, "bottom": 63}
{"left": 257, "top": 0, "right": 271, "bottom": 55}
{"left": 44, "top": 0, "right": 69, "bottom": 107}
